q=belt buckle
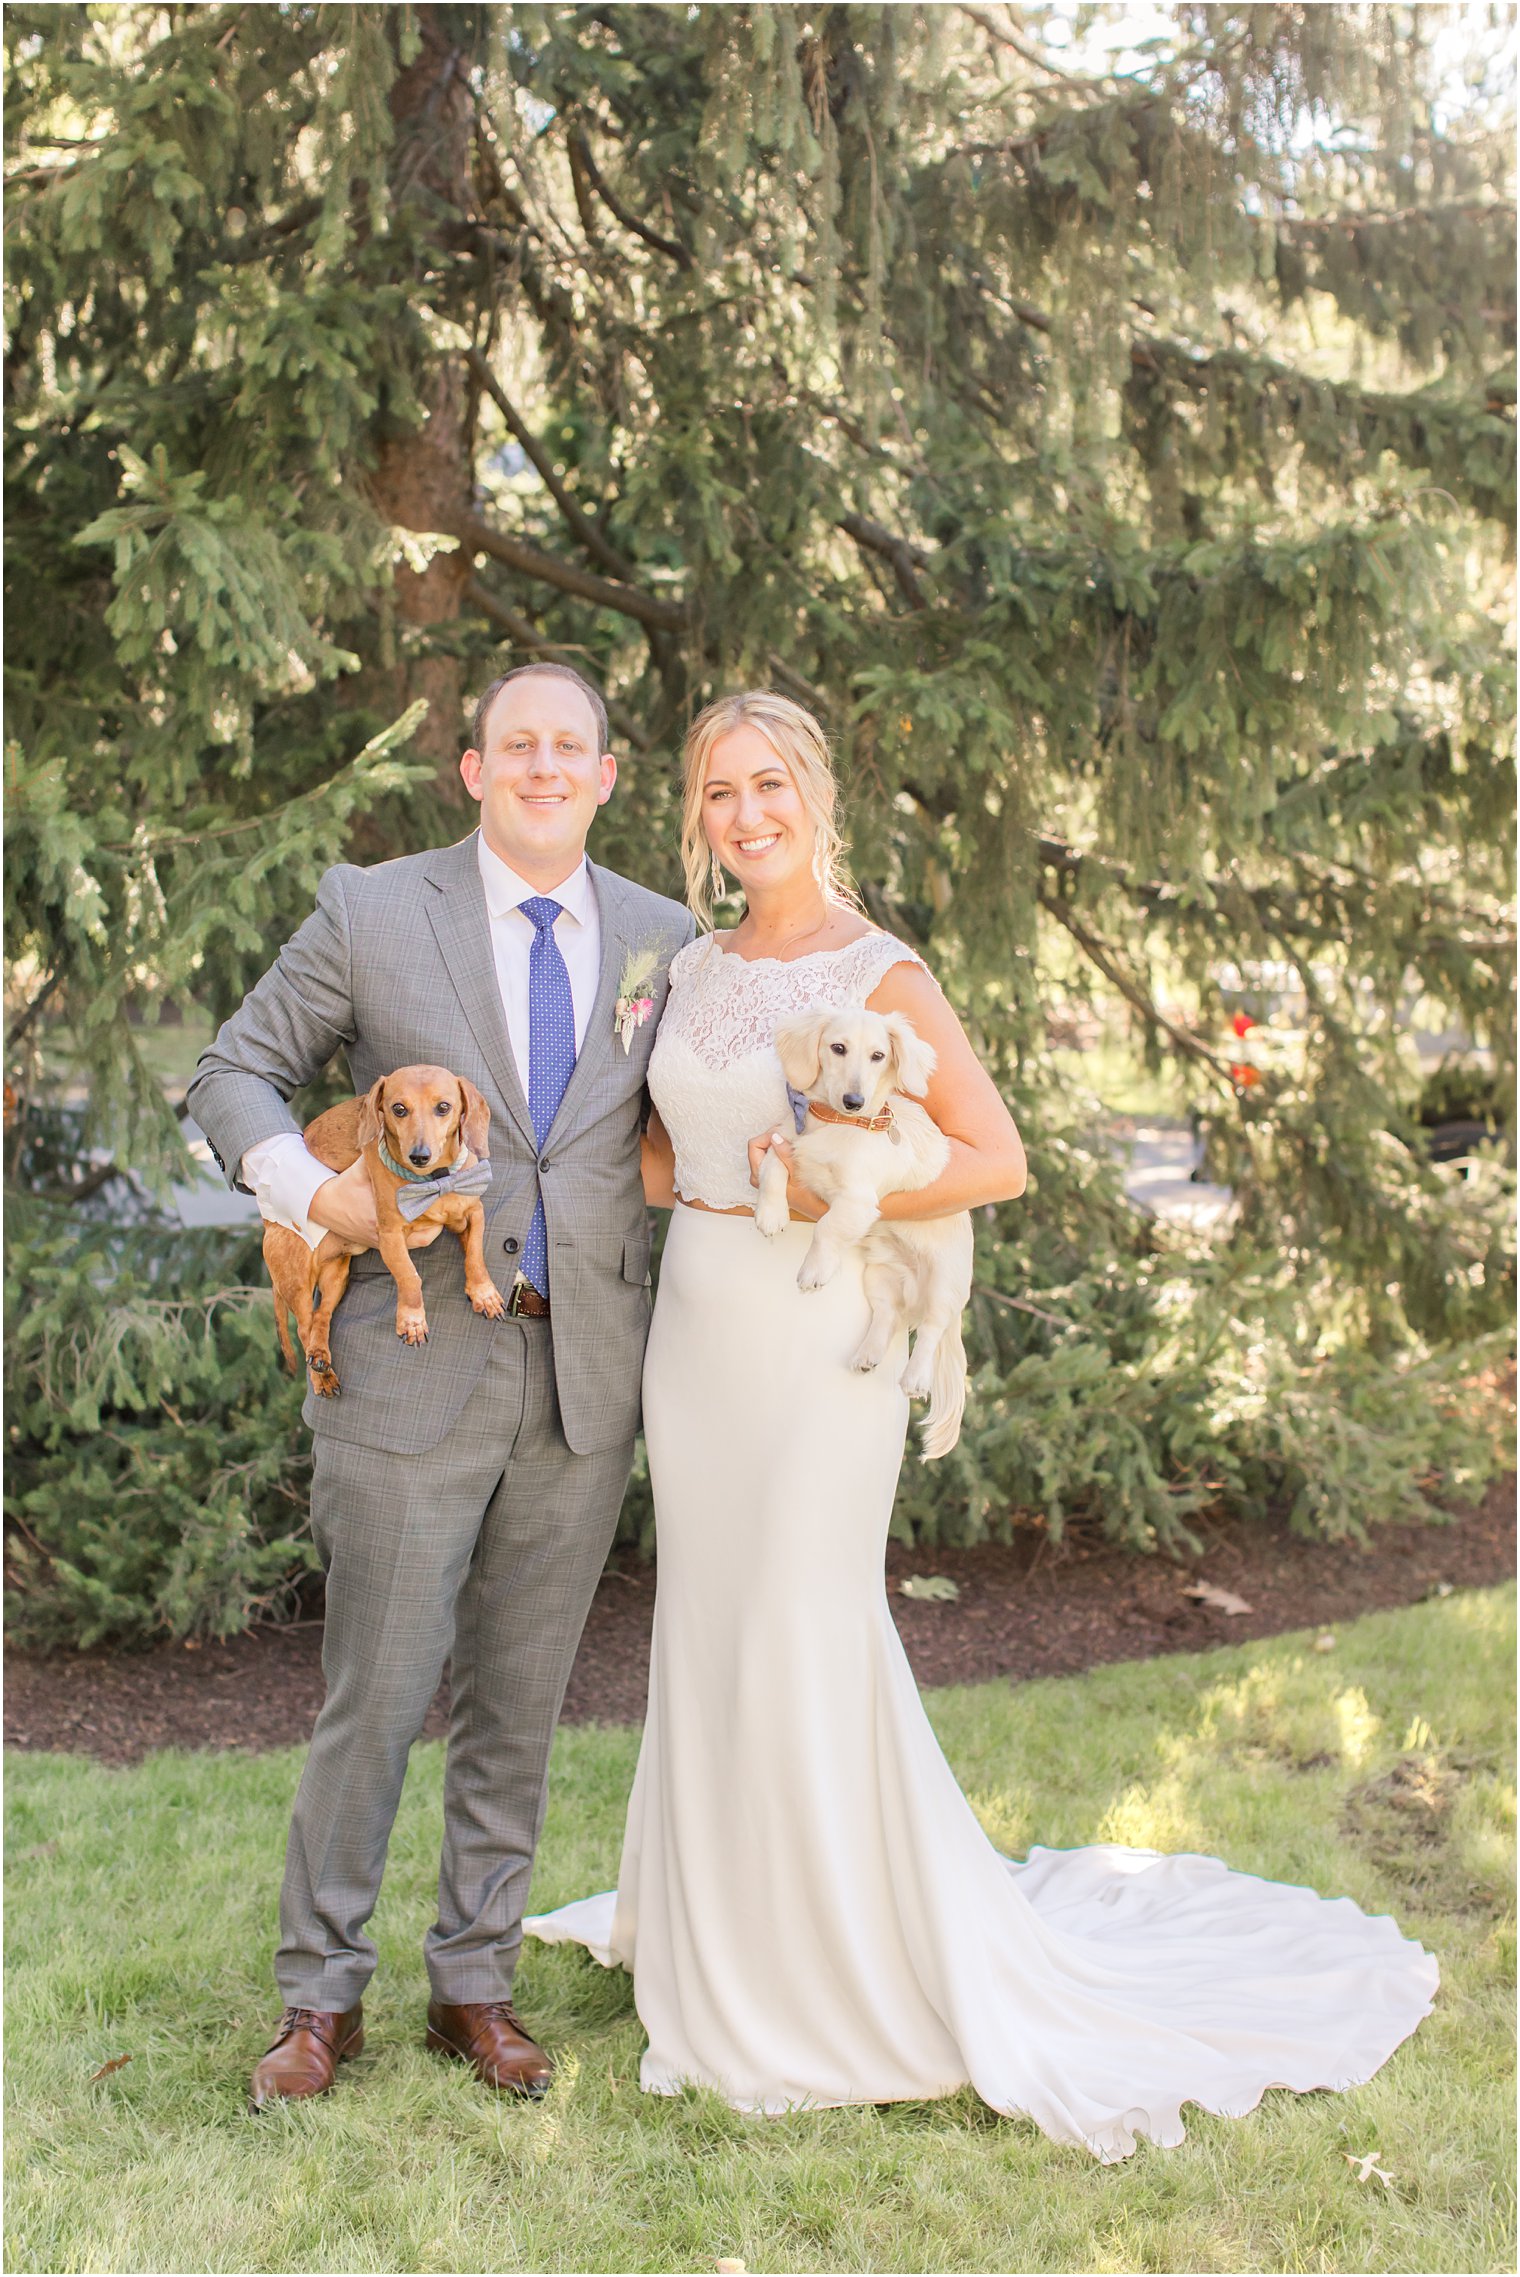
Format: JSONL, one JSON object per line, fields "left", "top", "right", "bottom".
{"left": 507, "top": 1276, "right": 545, "bottom": 1318}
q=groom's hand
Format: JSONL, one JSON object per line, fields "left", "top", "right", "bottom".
{"left": 309, "top": 1158, "right": 381, "bottom": 1245}
{"left": 309, "top": 1157, "right": 446, "bottom": 1249}
{"left": 747, "top": 1131, "right": 825, "bottom": 1222}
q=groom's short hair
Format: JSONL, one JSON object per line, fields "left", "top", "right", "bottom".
{"left": 471, "top": 664, "right": 610, "bottom": 756}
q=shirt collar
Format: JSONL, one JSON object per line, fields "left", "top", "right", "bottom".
{"left": 476, "top": 832, "right": 594, "bottom": 927}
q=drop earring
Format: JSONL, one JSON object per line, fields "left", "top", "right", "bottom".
{"left": 710, "top": 850, "right": 725, "bottom": 901}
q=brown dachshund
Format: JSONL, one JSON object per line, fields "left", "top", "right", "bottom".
{"left": 264, "top": 1063, "right": 507, "bottom": 1397}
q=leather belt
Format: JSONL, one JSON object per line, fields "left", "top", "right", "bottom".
{"left": 507, "top": 1279, "right": 550, "bottom": 1319}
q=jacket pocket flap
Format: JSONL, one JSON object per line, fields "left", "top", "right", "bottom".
{"left": 623, "top": 1228, "right": 652, "bottom": 1283}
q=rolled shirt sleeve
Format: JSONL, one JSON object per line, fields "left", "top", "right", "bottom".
{"left": 242, "top": 1131, "right": 334, "bottom": 1251}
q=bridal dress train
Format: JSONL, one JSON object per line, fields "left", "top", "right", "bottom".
{"left": 526, "top": 932, "right": 1438, "bottom": 2163}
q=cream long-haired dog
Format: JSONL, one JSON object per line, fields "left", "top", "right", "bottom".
{"left": 755, "top": 1006, "right": 973, "bottom": 1459}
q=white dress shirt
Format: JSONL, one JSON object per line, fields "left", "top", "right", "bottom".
{"left": 243, "top": 834, "right": 602, "bottom": 1248}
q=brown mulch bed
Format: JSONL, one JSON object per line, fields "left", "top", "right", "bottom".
{"left": 6, "top": 1478, "right": 1513, "bottom": 1769}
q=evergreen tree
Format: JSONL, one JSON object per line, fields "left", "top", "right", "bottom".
{"left": 5, "top": 4, "right": 1514, "bottom": 1641}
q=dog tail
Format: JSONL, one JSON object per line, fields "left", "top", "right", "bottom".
{"left": 919, "top": 1325, "right": 967, "bottom": 1461}
{"left": 272, "top": 1290, "right": 298, "bottom": 1374}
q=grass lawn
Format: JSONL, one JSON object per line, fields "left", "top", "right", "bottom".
{"left": 6, "top": 1587, "right": 1514, "bottom": 2276}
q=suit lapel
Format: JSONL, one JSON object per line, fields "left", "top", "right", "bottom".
{"left": 546, "top": 858, "right": 634, "bottom": 1143}
{"left": 422, "top": 835, "right": 537, "bottom": 1150}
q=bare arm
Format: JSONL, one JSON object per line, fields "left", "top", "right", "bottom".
{"left": 868, "top": 960, "right": 1025, "bottom": 1218}
{"left": 747, "top": 958, "right": 1025, "bottom": 1222}
{"left": 641, "top": 1105, "right": 680, "bottom": 1210}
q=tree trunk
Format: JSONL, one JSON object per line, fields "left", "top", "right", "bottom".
{"left": 364, "top": 5, "right": 479, "bottom": 801}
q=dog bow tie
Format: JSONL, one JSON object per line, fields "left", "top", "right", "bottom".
{"left": 393, "top": 1159, "right": 493, "bottom": 1221}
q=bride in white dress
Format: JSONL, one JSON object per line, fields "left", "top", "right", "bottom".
{"left": 527, "top": 691, "right": 1438, "bottom": 2162}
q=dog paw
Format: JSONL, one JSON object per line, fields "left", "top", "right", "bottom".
{"left": 848, "top": 1347, "right": 883, "bottom": 1374}
{"left": 397, "top": 1312, "right": 429, "bottom": 1345}
{"left": 797, "top": 1258, "right": 837, "bottom": 1294}
{"left": 899, "top": 1359, "right": 933, "bottom": 1400}
{"left": 469, "top": 1281, "right": 507, "bottom": 1319}
{"left": 754, "top": 1205, "right": 788, "bottom": 1239}
{"left": 306, "top": 1355, "right": 341, "bottom": 1397}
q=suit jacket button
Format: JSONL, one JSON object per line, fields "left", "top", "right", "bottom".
{"left": 502, "top": 1236, "right": 520, "bottom": 1256}
{"left": 538, "top": 1156, "right": 551, "bottom": 1173}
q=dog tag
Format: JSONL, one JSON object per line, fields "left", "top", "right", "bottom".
{"left": 889, "top": 1121, "right": 902, "bottom": 1146}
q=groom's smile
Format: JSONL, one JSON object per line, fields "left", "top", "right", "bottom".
{"left": 461, "top": 671, "right": 618, "bottom": 891}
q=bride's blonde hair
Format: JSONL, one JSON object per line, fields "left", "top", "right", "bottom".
{"left": 680, "top": 690, "right": 858, "bottom": 931}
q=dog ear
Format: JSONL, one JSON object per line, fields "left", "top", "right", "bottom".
{"left": 773, "top": 1008, "right": 830, "bottom": 1092}
{"left": 882, "top": 1013, "right": 937, "bottom": 1099}
{"left": 355, "top": 1076, "right": 387, "bottom": 1150}
{"left": 458, "top": 1077, "right": 491, "bottom": 1159}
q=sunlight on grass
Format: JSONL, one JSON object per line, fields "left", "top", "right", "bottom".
{"left": 5, "top": 1588, "right": 1514, "bottom": 2275}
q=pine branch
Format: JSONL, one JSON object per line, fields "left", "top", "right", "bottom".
{"left": 466, "top": 576, "right": 547, "bottom": 652}
{"left": 1036, "top": 887, "right": 1239, "bottom": 1085}
{"left": 957, "top": 5, "right": 1089, "bottom": 86}
{"left": 455, "top": 511, "right": 687, "bottom": 632}
{"left": 565, "top": 127, "right": 605, "bottom": 247}
{"left": 766, "top": 654, "right": 832, "bottom": 712}
{"left": 1277, "top": 201, "right": 1518, "bottom": 350}
{"left": 567, "top": 126, "right": 692, "bottom": 270}
{"left": 4, "top": 160, "right": 90, "bottom": 189}
{"left": 32, "top": 1159, "right": 127, "bottom": 1204}
{"left": 993, "top": 292, "right": 1053, "bottom": 335}
{"left": 955, "top": 92, "right": 1164, "bottom": 173}
{"left": 800, "top": 393, "right": 924, "bottom": 472}
{"left": 1281, "top": 852, "right": 1515, "bottom": 955}
{"left": 464, "top": 347, "right": 639, "bottom": 583}
{"left": 91, "top": 705, "right": 431, "bottom": 855}
{"left": 979, "top": 1285, "right": 1074, "bottom": 1328}
{"left": 1282, "top": 199, "right": 1516, "bottom": 239}
{"left": 837, "top": 510, "right": 932, "bottom": 610}
{"left": 220, "top": 196, "right": 323, "bottom": 266}
{"left": 441, "top": 189, "right": 583, "bottom": 343}
{"left": 1128, "top": 335, "right": 1516, "bottom": 520}
{"left": 6, "top": 969, "right": 64, "bottom": 1048}
{"left": 1031, "top": 832, "right": 1513, "bottom": 985}
{"left": 857, "top": 877, "right": 930, "bottom": 954}
{"left": 464, "top": 576, "right": 652, "bottom": 751}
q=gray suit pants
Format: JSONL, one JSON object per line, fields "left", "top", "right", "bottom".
{"left": 276, "top": 1314, "right": 632, "bottom": 2010}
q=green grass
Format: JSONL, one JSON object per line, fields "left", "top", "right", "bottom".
{"left": 42, "top": 1007, "right": 220, "bottom": 1106}
{"left": 1047, "top": 1035, "right": 1191, "bottom": 1121}
{"left": 6, "top": 1589, "right": 1514, "bottom": 2275}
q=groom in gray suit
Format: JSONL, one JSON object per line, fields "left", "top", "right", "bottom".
{"left": 189, "top": 664, "right": 692, "bottom": 2107}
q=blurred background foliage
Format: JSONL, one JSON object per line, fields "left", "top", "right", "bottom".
{"left": 4, "top": 1, "right": 1514, "bottom": 1645}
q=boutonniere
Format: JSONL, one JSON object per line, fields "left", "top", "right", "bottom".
{"left": 615, "top": 945, "right": 661, "bottom": 1053}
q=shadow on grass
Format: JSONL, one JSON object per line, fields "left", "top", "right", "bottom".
{"left": 5, "top": 1589, "right": 1514, "bottom": 2275}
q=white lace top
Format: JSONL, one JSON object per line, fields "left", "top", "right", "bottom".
{"left": 648, "top": 930, "right": 929, "bottom": 1209}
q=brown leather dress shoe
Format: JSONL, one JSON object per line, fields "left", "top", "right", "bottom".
{"left": 426, "top": 1999, "right": 553, "bottom": 2097}
{"left": 249, "top": 2004, "right": 364, "bottom": 2110}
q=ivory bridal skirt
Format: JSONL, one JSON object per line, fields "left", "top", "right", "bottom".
{"left": 526, "top": 1204, "right": 1438, "bottom": 2161}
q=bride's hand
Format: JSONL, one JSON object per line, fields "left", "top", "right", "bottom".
{"left": 747, "top": 1131, "right": 826, "bottom": 1222}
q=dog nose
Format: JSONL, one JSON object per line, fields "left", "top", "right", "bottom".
{"left": 843, "top": 1092, "right": 865, "bottom": 1112}
{"left": 408, "top": 1146, "right": 431, "bottom": 1166}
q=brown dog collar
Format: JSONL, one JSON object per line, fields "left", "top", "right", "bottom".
{"left": 807, "top": 1099, "right": 896, "bottom": 1135}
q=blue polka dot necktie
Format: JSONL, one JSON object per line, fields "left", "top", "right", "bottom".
{"left": 520, "top": 896, "right": 577, "bottom": 1297}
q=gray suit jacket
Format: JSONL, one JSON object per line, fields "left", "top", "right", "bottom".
{"left": 188, "top": 834, "right": 694, "bottom": 1458}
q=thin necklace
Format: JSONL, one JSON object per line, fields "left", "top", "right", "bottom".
{"left": 741, "top": 899, "right": 834, "bottom": 959}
